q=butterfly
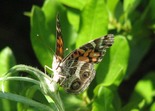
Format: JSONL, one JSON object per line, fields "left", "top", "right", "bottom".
{"left": 51, "top": 15, "right": 114, "bottom": 94}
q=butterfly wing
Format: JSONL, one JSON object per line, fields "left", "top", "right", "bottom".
{"left": 52, "top": 14, "right": 64, "bottom": 81}
{"left": 63, "top": 34, "right": 114, "bottom": 63}
{"left": 55, "top": 14, "right": 64, "bottom": 62}
{"left": 59, "top": 34, "right": 114, "bottom": 94}
{"left": 60, "top": 61, "right": 96, "bottom": 94}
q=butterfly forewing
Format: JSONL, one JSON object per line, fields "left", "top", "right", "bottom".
{"left": 55, "top": 14, "right": 63, "bottom": 62}
{"left": 63, "top": 34, "right": 114, "bottom": 63}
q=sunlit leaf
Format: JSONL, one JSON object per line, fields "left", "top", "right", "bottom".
{"left": 96, "top": 35, "right": 130, "bottom": 86}
{"left": 130, "top": 72, "right": 155, "bottom": 104}
{"left": 77, "top": 0, "right": 108, "bottom": 47}
{"left": 0, "top": 47, "right": 16, "bottom": 111}
{"left": 92, "top": 85, "right": 114, "bottom": 111}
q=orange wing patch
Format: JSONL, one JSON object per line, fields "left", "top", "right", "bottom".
{"left": 89, "top": 51, "right": 100, "bottom": 57}
{"left": 78, "top": 56, "right": 89, "bottom": 62}
{"left": 56, "top": 36, "right": 63, "bottom": 58}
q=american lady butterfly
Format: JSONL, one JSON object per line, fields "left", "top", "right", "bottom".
{"left": 51, "top": 15, "right": 114, "bottom": 94}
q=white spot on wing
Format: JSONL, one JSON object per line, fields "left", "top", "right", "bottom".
{"left": 90, "top": 41, "right": 96, "bottom": 48}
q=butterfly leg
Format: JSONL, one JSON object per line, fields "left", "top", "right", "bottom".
{"left": 44, "top": 65, "right": 66, "bottom": 83}
{"left": 44, "top": 65, "right": 54, "bottom": 76}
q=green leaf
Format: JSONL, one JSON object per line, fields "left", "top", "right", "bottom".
{"left": 140, "top": 0, "right": 155, "bottom": 29}
{"left": 77, "top": 0, "right": 108, "bottom": 47}
{"left": 147, "top": 0, "right": 155, "bottom": 23}
{"left": 0, "top": 47, "right": 17, "bottom": 111}
{"left": 107, "top": 0, "right": 119, "bottom": 14}
{"left": 92, "top": 85, "right": 114, "bottom": 111}
{"left": 96, "top": 35, "right": 130, "bottom": 86}
{"left": 130, "top": 72, "right": 155, "bottom": 105}
{"left": 123, "top": 0, "right": 141, "bottom": 14}
{"left": 59, "top": 91, "right": 87, "bottom": 111}
{"left": 60, "top": 0, "right": 88, "bottom": 10}
{"left": 124, "top": 1, "right": 152, "bottom": 77}
{"left": 0, "top": 47, "right": 16, "bottom": 74}
{"left": 0, "top": 92, "right": 53, "bottom": 111}
{"left": 67, "top": 11, "right": 80, "bottom": 32}
{"left": 121, "top": 72, "right": 155, "bottom": 111}
{"left": 126, "top": 35, "right": 151, "bottom": 77}
{"left": 42, "top": 0, "right": 59, "bottom": 24}
{"left": 150, "top": 102, "right": 155, "bottom": 111}
{"left": 121, "top": 99, "right": 145, "bottom": 111}
{"left": 30, "top": 6, "right": 54, "bottom": 67}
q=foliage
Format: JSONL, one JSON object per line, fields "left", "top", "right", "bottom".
{"left": 0, "top": 0, "right": 155, "bottom": 111}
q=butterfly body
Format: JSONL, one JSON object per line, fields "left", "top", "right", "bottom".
{"left": 52, "top": 15, "right": 114, "bottom": 94}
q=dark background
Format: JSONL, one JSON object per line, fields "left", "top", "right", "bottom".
{"left": 0, "top": 0, "right": 155, "bottom": 104}
{"left": 0, "top": 0, "right": 43, "bottom": 69}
